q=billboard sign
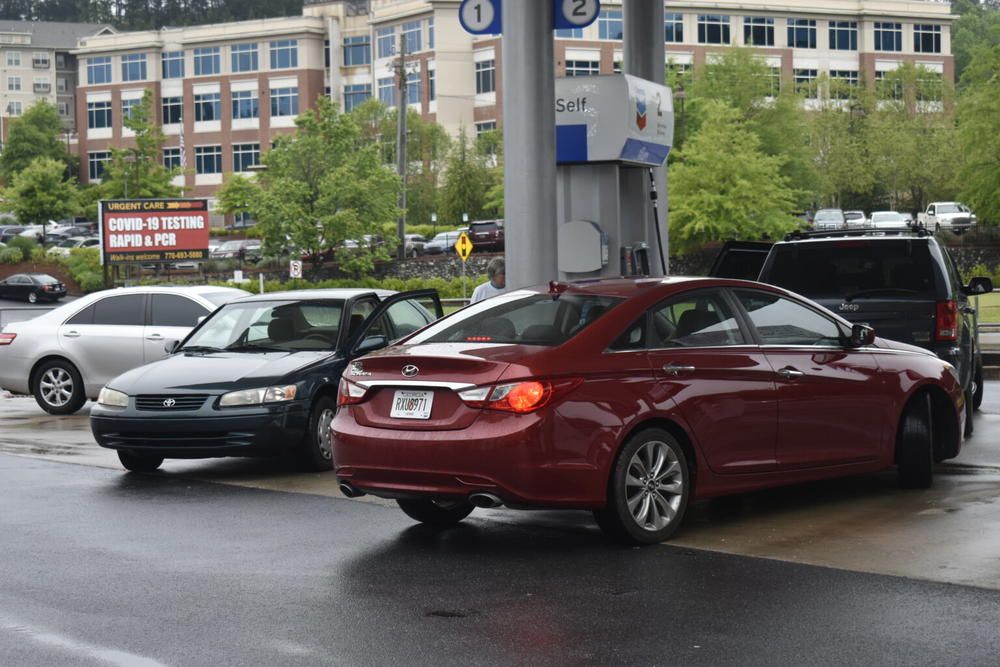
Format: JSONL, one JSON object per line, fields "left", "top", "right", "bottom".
{"left": 99, "top": 199, "right": 210, "bottom": 265}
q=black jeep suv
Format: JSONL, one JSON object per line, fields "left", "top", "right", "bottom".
{"left": 713, "top": 229, "right": 993, "bottom": 433}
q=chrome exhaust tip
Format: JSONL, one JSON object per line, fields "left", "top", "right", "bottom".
{"left": 339, "top": 482, "right": 366, "bottom": 498}
{"left": 468, "top": 492, "right": 504, "bottom": 508}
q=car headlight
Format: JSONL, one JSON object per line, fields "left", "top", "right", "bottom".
{"left": 219, "top": 384, "right": 298, "bottom": 407}
{"left": 97, "top": 387, "right": 128, "bottom": 407}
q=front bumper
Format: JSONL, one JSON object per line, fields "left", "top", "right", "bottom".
{"left": 91, "top": 400, "right": 310, "bottom": 458}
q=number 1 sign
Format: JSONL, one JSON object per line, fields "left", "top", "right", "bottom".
{"left": 459, "top": 0, "right": 600, "bottom": 35}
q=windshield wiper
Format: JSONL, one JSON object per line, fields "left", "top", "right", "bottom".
{"left": 845, "top": 288, "right": 920, "bottom": 301}
{"left": 224, "top": 342, "right": 287, "bottom": 352}
{"left": 180, "top": 345, "right": 224, "bottom": 354}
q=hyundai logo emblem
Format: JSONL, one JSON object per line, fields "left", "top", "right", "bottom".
{"left": 402, "top": 365, "right": 419, "bottom": 378}
{"left": 162, "top": 398, "right": 176, "bottom": 407}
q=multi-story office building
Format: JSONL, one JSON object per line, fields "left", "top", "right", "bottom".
{"left": 72, "top": 0, "right": 956, "bottom": 214}
{"left": 0, "top": 20, "right": 112, "bottom": 145}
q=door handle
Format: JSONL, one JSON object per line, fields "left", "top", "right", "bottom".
{"left": 662, "top": 364, "right": 695, "bottom": 376}
{"left": 62, "top": 331, "right": 80, "bottom": 338}
{"left": 776, "top": 368, "right": 804, "bottom": 380}
{"left": 145, "top": 334, "right": 164, "bottom": 341}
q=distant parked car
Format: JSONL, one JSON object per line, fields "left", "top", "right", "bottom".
{"left": 403, "top": 234, "right": 427, "bottom": 257}
{"left": 424, "top": 230, "right": 463, "bottom": 255}
{"left": 469, "top": 219, "right": 504, "bottom": 252}
{"left": 811, "top": 209, "right": 846, "bottom": 230}
{"left": 0, "top": 285, "right": 250, "bottom": 414}
{"left": 46, "top": 237, "right": 101, "bottom": 257}
{"left": 0, "top": 226, "right": 25, "bottom": 243}
{"left": 844, "top": 210, "right": 867, "bottom": 228}
{"left": 0, "top": 273, "right": 66, "bottom": 303}
{"left": 211, "top": 239, "right": 262, "bottom": 262}
{"left": 869, "top": 211, "right": 911, "bottom": 229}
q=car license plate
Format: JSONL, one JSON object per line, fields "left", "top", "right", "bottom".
{"left": 390, "top": 390, "right": 433, "bottom": 419}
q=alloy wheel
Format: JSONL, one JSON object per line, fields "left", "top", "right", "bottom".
{"left": 39, "top": 367, "right": 74, "bottom": 408}
{"left": 624, "top": 439, "right": 685, "bottom": 532}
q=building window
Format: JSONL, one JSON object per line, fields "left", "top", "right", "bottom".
{"left": 917, "top": 72, "right": 943, "bottom": 101}
{"left": 794, "top": 69, "right": 818, "bottom": 98}
{"left": 163, "top": 147, "right": 181, "bottom": 169}
{"left": 195, "top": 145, "right": 222, "bottom": 174}
{"left": 162, "top": 51, "right": 184, "bottom": 78}
{"left": 744, "top": 17, "right": 774, "bottom": 47}
{"left": 599, "top": 10, "right": 623, "bottom": 40}
{"left": 787, "top": 19, "right": 816, "bottom": 49}
{"left": 7, "top": 76, "right": 19, "bottom": 91}
{"left": 378, "top": 76, "right": 395, "bottom": 106}
{"left": 87, "top": 100, "right": 112, "bottom": 128}
{"left": 232, "top": 90, "right": 259, "bottom": 119}
{"left": 193, "top": 47, "right": 220, "bottom": 75}
{"left": 698, "top": 15, "right": 730, "bottom": 45}
{"left": 914, "top": 25, "right": 941, "bottom": 54}
{"left": 376, "top": 27, "right": 395, "bottom": 59}
{"left": 428, "top": 70, "right": 435, "bottom": 101}
{"left": 406, "top": 71, "right": 421, "bottom": 103}
{"left": 565, "top": 60, "right": 600, "bottom": 77}
{"left": 269, "top": 40, "right": 298, "bottom": 69}
{"left": 555, "top": 27, "right": 583, "bottom": 39}
{"left": 664, "top": 14, "right": 684, "bottom": 43}
{"left": 233, "top": 143, "right": 260, "bottom": 172}
{"left": 121, "top": 98, "right": 141, "bottom": 120}
{"left": 270, "top": 87, "right": 299, "bottom": 116}
{"left": 829, "top": 70, "right": 858, "bottom": 98}
{"left": 56, "top": 77, "right": 67, "bottom": 92}
{"left": 56, "top": 53, "right": 66, "bottom": 69}
{"left": 875, "top": 23, "right": 902, "bottom": 52}
{"left": 875, "top": 71, "right": 902, "bottom": 100}
{"left": 231, "top": 43, "right": 259, "bottom": 73}
{"left": 403, "top": 21, "right": 421, "bottom": 53}
{"left": 33, "top": 52, "right": 49, "bottom": 67}
{"left": 428, "top": 18, "right": 435, "bottom": 49}
{"left": 828, "top": 22, "right": 857, "bottom": 51}
{"left": 6, "top": 51, "right": 20, "bottom": 67}
{"left": 194, "top": 92, "right": 221, "bottom": 121}
{"left": 88, "top": 151, "right": 110, "bottom": 180}
{"left": 87, "top": 56, "right": 111, "bottom": 84}
{"left": 8, "top": 100, "right": 21, "bottom": 116}
{"left": 475, "top": 121, "right": 496, "bottom": 136}
{"left": 343, "top": 35, "right": 371, "bottom": 66}
{"left": 162, "top": 96, "right": 183, "bottom": 124}
{"left": 475, "top": 59, "right": 495, "bottom": 94}
{"left": 57, "top": 102, "right": 70, "bottom": 116}
{"left": 344, "top": 83, "right": 371, "bottom": 111}
{"left": 121, "top": 53, "right": 147, "bottom": 82}
{"left": 767, "top": 67, "right": 781, "bottom": 96}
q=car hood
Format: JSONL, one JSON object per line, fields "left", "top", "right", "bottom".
{"left": 874, "top": 337, "right": 937, "bottom": 357}
{"left": 106, "top": 350, "right": 339, "bottom": 394}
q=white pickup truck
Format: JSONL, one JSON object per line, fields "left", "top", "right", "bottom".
{"left": 917, "top": 202, "right": 976, "bottom": 233}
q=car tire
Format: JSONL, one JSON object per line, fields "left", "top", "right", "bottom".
{"left": 972, "top": 363, "right": 984, "bottom": 411}
{"left": 594, "top": 428, "right": 690, "bottom": 545}
{"left": 32, "top": 359, "right": 86, "bottom": 415}
{"left": 397, "top": 498, "right": 474, "bottom": 527}
{"left": 963, "top": 390, "right": 975, "bottom": 439}
{"left": 897, "top": 396, "right": 934, "bottom": 489}
{"left": 27, "top": 292, "right": 37, "bottom": 304}
{"left": 118, "top": 450, "right": 164, "bottom": 472}
{"left": 298, "top": 395, "right": 337, "bottom": 471}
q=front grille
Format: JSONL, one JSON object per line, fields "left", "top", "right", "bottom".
{"left": 135, "top": 394, "right": 209, "bottom": 411}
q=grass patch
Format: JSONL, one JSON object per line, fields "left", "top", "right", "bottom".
{"left": 974, "top": 291, "right": 1000, "bottom": 324}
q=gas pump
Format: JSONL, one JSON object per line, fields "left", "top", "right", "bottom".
{"left": 554, "top": 74, "right": 674, "bottom": 279}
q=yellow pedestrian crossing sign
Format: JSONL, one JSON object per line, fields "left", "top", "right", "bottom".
{"left": 455, "top": 232, "right": 474, "bottom": 261}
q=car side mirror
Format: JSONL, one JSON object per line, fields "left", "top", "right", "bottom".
{"left": 355, "top": 334, "right": 388, "bottom": 355}
{"left": 849, "top": 324, "right": 875, "bottom": 347}
{"left": 164, "top": 339, "right": 181, "bottom": 354}
{"left": 964, "top": 276, "right": 993, "bottom": 296}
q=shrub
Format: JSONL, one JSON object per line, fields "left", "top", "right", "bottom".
{"left": 0, "top": 247, "right": 22, "bottom": 263}
{"left": 77, "top": 271, "right": 104, "bottom": 292}
{"left": 6, "top": 236, "right": 37, "bottom": 261}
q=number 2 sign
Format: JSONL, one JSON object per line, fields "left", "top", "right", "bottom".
{"left": 554, "top": 0, "right": 599, "bottom": 28}
{"left": 459, "top": 0, "right": 600, "bottom": 35}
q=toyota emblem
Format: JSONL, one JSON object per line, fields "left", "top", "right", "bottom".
{"left": 402, "top": 365, "right": 419, "bottom": 378}
{"left": 162, "top": 398, "right": 176, "bottom": 407}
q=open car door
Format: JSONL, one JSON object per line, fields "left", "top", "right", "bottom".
{"left": 348, "top": 289, "right": 443, "bottom": 357}
{"left": 708, "top": 241, "right": 772, "bottom": 280}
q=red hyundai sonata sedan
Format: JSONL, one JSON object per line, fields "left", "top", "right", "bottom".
{"left": 333, "top": 277, "right": 964, "bottom": 544}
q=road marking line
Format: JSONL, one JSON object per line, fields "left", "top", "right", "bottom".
{"left": 0, "top": 614, "right": 167, "bottom": 667}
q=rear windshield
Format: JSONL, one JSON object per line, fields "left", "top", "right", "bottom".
{"left": 411, "top": 293, "right": 623, "bottom": 346}
{"left": 767, "top": 241, "right": 939, "bottom": 299}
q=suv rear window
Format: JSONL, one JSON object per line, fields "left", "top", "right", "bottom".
{"left": 767, "top": 241, "right": 939, "bottom": 299}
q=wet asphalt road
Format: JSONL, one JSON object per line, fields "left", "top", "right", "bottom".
{"left": 3, "top": 453, "right": 1000, "bottom": 666}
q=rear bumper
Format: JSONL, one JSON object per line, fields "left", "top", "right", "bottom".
{"left": 91, "top": 401, "right": 309, "bottom": 458}
{"left": 332, "top": 408, "right": 609, "bottom": 509}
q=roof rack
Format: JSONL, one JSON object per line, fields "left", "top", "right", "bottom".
{"left": 783, "top": 226, "right": 932, "bottom": 242}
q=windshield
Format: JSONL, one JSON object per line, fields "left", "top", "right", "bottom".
{"left": 871, "top": 212, "right": 906, "bottom": 223}
{"left": 768, "top": 241, "right": 938, "bottom": 299}
{"left": 409, "top": 292, "right": 623, "bottom": 346}
{"left": 201, "top": 290, "right": 251, "bottom": 307}
{"left": 936, "top": 204, "right": 961, "bottom": 214}
{"left": 182, "top": 299, "right": 345, "bottom": 352}
{"left": 814, "top": 211, "right": 843, "bottom": 221}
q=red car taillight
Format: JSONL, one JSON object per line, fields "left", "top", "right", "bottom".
{"left": 338, "top": 378, "right": 368, "bottom": 406}
{"left": 935, "top": 301, "right": 958, "bottom": 341}
{"left": 0, "top": 333, "right": 16, "bottom": 345}
{"left": 458, "top": 378, "right": 582, "bottom": 413}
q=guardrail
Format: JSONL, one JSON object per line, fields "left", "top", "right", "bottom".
{"left": 0, "top": 306, "right": 56, "bottom": 328}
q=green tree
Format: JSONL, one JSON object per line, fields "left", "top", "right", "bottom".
{"left": 951, "top": 0, "right": 1000, "bottom": 84}
{"left": 668, "top": 102, "right": 801, "bottom": 253}
{"left": 0, "top": 100, "right": 75, "bottom": 184}
{"left": 4, "top": 157, "right": 80, "bottom": 240}
{"left": 957, "top": 41, "right": 1000, "bottom": 224}
{"left": 438, "top": 127, "right": 497, "bottom": 226}
{"left": 218, "top": 97, "right": 401, "bottom": 277}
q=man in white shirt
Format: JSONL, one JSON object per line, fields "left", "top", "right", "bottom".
{"left": 470, "top": 258, "right": 506, "bottom": 303}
